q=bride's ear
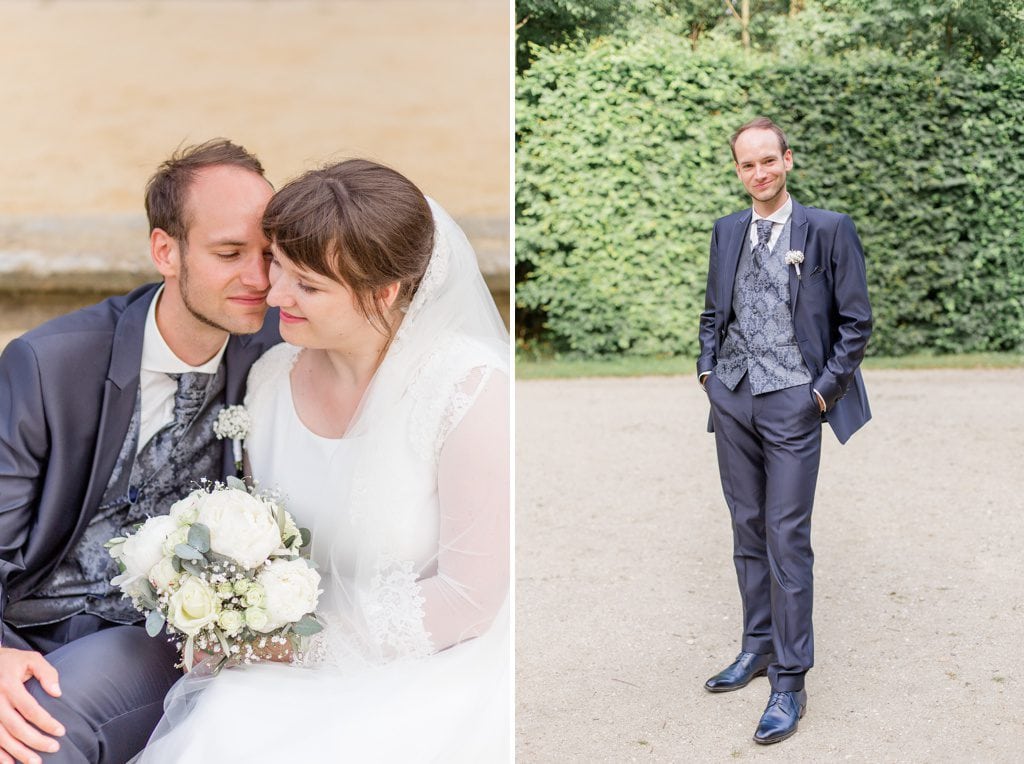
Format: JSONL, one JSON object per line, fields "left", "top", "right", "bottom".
{"left": 377, "top": 281, "right": 401, "bottom": 310}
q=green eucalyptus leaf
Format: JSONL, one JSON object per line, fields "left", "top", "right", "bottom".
{"left": 175, "top": 544, "right": 204, "bottom": 561}
{"left": 290, "top": 615, "right": 324, "bottom": 636}
{"left": 188, "top": 523, "right": 211, "bottom": 554}
{"left": 145, "top": 609, "right": 166, "bottom": 638}
{"left": 225, "top": 475, "right": 247, "bottom": 491}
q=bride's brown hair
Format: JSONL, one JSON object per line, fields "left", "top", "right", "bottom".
{"left": 262, "top": 159, "right": 434, "bottom": 335}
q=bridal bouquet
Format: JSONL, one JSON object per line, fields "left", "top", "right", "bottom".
{"left": 106, "top": 478, "right": 323, "bottom": 671}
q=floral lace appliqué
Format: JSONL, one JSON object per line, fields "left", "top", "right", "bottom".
{"left": 406, "top": 337, "right": 494, "bottom": 463}
{"left": 361, "top": 558, "right": 433, "bottom": 659}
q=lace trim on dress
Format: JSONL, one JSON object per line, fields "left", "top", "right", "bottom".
{"left": 243, "top": 343, "right": 301, "bottom": 413}
{"left": 361, "top": 557, "right": 433, "bottom": 659}
{"left": 406, "top": 336, "right": 496, "bottom": 464}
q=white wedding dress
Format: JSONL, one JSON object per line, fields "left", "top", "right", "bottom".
{"left": 136, "top": 200, "right": 510, "bottom": 763}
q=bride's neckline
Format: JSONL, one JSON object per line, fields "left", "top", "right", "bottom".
{"left": 285, "top": 348, "right": 368, "bottom": 442}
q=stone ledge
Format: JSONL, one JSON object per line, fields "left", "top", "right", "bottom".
{"left": 0, "top": 214, "right": 509, "bottom": 293}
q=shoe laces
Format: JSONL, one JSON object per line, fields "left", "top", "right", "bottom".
{"left": 766, "top": 691, "right": 789, "bottom": 711}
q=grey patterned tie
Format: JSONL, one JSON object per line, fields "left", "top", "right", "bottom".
{"left": 130, "top": 372, "right": 214, "bottom": 501}
{"left": 169, "top": 372, "right": 212, "bottom": 430}
{"left": 753, "top": 219, "right": 774, "bottom": 267}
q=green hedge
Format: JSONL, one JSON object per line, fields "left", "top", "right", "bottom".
{"left": 516, "top": 37, "right": 1024, "bottom": 357}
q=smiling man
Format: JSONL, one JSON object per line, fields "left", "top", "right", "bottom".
{"left": 696, "top": 117, "right": 873, "bottom": 745}
{"left": 0, "top": 140, "right": 281, "bottom": 763}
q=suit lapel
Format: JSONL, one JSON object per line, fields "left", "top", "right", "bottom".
{"left": 221, "top": 333, "right": 254, "bottom": 476}
{"left": 788, "top": 199, "right": 809, "bottom": 314}
{"left": 220, "top": 308, "right": 281, "bottom": 475}
{"left": 721, "top": 211, "right": 751, "bottom": 322}
{"left": 79, "top": 287, "right": 155, "bottom": 519}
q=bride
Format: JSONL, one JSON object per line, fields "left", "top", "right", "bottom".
{"left": 137, "top": 160, "right": 510, "bottom": 761}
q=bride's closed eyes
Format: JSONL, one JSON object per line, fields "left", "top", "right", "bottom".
{"left": 270, "top": 255, "right": 323, "bottom": 294}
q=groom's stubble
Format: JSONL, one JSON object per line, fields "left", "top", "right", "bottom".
{"left": 178, "top": 246, "right": 242, "bottom": 335}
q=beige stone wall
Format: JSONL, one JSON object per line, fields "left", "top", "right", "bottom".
{"left": 0, "top": 0, "right": 510, "bottom": 344}
{"left": 0, "top": 0, "right": 508, "bottom": 218}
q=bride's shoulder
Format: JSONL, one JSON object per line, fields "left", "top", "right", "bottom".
{"left": 244, "top": 343, "right": 301, "bottom": 408}
{"left": 412, "top": 333, "right": 507, "bottom": 394}
{"left": 404, "top": 333, "right": 507, "bottom": 458}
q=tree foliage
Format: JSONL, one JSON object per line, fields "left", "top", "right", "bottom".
{"left": 516, "top": 0, "right": 1024, "bottom": 67}
{"left": 774, "top": 0, "right": 1024, "bottom": 65}
{"left": 515, "top": 0, "right": 626, "bottom": 71}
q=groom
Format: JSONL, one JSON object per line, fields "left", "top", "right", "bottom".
{"left": 697, "top": 117, "right": 872, "bottom": 744}
{"left": 0, "top": 139, "right": 280, "bottom": 763}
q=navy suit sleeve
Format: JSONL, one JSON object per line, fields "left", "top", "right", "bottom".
{"left": 697, "top": 223, "right": 721, "bottom": 377}
{"left": 0, "top": 339, "right": 49, "bottom": 640}
{"left": 815, "top": 215, "right": 872, "bottom": 407}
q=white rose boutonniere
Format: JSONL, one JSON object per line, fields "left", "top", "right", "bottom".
{"left": 784, "top": 250, "right": 805, "bottom": 279}
{"left": 214, "top": 405, "right": 251, "bottom": 473}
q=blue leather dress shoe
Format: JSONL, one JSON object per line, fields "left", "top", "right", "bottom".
{"left": 703, "top": 651, "right": 774, "bottom": 693}
{"left": 753, "top": 689, "right": 807, "bottom": 744}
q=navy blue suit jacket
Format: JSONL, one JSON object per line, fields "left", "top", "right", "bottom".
{"left": 698, "top": 199, "right": 872, "bottom": 444}
{"left": 0, "top": 284, "right": 281, "bottom": 642}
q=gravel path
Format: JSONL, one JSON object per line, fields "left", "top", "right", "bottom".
{"left": 516, "top": 369, "right": 1024, "bottom": 763}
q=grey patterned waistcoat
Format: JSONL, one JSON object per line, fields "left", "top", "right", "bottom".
{"left": 714, "top": 218, "right": 812, "bottom": 394}
{"left": 6, "top": 367, "right": 227, "bottom": 627}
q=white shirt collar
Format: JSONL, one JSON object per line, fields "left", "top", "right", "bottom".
{"left": 141, "top": 284, "right": 228, "bottom": 375}
{"left": 752, "top": 194, "right": 793, "bottom": 226}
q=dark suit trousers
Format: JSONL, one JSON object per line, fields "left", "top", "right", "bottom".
{"left": 3, "top": 615, "right": 180, "bottom": 763}
{"left": 707, "top": 373, "right": 822, "bottom": 692}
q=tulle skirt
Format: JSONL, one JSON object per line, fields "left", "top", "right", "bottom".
{"left": 135, "top": 605, "right": 510, "bottom": 763}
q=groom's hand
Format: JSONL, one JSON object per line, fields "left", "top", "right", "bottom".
{"left": 0, "top": 647, "right": 65, "bottom": 763}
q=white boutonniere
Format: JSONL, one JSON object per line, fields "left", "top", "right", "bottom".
{"left": 214, "top": 405, "right": 252, "bottom": 473}
{"left": 784, "top": 250, "right": 805, "bottom": 278}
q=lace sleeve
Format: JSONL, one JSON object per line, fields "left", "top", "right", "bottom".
{"left": 243, "top": 343, "right": 300, "bottom": 413}
{"left": 417, "top": 369, "right": 510, "bottom": 651}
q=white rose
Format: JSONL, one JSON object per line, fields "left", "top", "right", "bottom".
{"left": 243, "top": 585, "right": 265, "bottom": 608}
{"left": 161, "top": 526, "right": 190, "bottom": 557}
{"left": 244, "top": 606, "right": 269, "bottom": 632}
{"left": 257, "top": 559, "right": 322, "bottom": 631}
{"left": 169, "top": 490, "right": 204, "bottom": 525}
{"left": 196, "top": 489, "right": 282, "bottom": 570}
{"left": 167, "top": 577, "right": 220, "bottom": 636}
{"left": 217, "top": 609, "right": 244, "bottom": 636}
{"left": 148, "top": 556, "right": 179, "bottom": 592}
{"left": 113, "top": 515, "right": 178, "bottom": 580}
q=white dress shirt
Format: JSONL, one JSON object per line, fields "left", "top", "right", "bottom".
{"left": 138, "top": 286, "right": 228, "bottom": 452}
{"left": 748, "top": 194, "right": 793, "bottom": 252}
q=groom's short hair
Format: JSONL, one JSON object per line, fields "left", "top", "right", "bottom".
{"left": 730, "top": 117, "right": 789, "bottom": 161}
{"left": 145, "top": 139, "right": 266, "bottom": 243}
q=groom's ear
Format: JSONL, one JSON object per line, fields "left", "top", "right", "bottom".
{"left": 150, "top": 228, "right": 181, "bottom": 278}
